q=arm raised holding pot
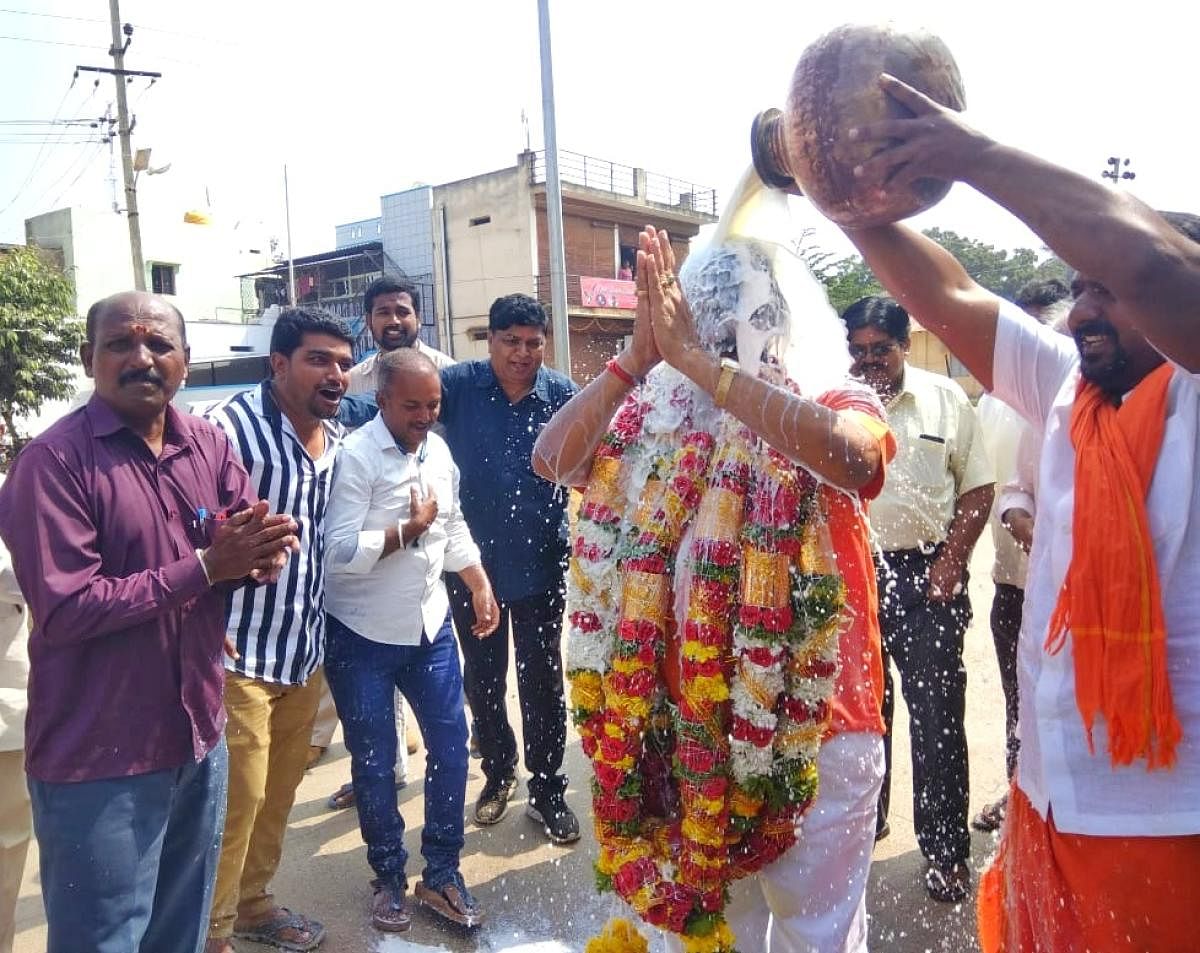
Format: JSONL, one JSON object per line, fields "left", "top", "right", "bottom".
{"left": 845, "top": 74, "right": 1200, "bottom": 374}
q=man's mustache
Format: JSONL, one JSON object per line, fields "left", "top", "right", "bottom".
{"left": 119, "top": 369, "right": 164, "bottom": 387}
{"left": 1073, "top": 319, "right": 1117, "bottom": 348}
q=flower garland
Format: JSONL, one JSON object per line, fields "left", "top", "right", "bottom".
{"left": 569, "top": 371, "right": 846, "bottom": 953}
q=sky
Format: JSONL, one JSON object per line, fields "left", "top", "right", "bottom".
{"left": 0, "top": 0, "right": 1195, "bottom": 268}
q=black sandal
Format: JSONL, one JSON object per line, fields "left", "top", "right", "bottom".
{"left": 925, "top": 862, "right": 971, "bottom": 903}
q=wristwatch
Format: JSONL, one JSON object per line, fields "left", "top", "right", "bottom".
{"left": 714, "top": 357, "right": 739, "bottom": 409}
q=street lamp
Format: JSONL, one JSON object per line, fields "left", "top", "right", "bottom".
{"left": 1102, "top": 156, "right": 1136, "bottom": 184}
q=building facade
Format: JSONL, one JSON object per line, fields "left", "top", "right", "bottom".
{"left": 334, "top": 149, "right": 719, "bottom": 381}
{"left": 25, "top": 206, "right": 274, "bottom": 330}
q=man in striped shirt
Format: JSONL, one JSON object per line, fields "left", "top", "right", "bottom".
{"left": 203, "top": 308, "right": 355, "bottom": 953}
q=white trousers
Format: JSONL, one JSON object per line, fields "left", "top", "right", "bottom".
{"left": 666, "top": 732, "right": 885, "bottom": 953}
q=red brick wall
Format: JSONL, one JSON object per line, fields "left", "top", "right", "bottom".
{"left": 537, "top": 204, "right": 696, "bottom": 278}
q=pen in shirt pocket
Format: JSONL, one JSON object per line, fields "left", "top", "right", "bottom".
{"left": 193, "top": 507, "right": 229, "bottom": 531}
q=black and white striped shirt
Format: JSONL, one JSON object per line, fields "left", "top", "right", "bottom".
{"left": 206, "top": 382, "right": 342, "bottom": 685}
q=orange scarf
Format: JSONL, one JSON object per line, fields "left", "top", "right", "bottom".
{"left": 1045, "top": 361, "right": 1181, "bottom": 770}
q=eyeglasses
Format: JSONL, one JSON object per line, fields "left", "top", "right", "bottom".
{"left": 849, "top": 342, "right": 900, "bottom": 360}
{"left": 496, "top": 334, "right": 545, "bottom": 353}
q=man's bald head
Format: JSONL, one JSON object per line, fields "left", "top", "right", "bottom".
{"left": 376, "top": 346, "right": 438, "bottom": 396}
{"left": 85, "top": 291, "right": 187, "bottom": 346}
{"left": 376, "top": 347, "right": 441, "bottom": 452}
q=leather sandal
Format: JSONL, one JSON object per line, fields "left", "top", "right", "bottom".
{"left": 414, "top": 874, "right": 483, "bottom": 928}
{"left": 371, "top": 880, "right": 410, "bottom": 933}
{"left": 232, "top": 907, "right": 324, "bottom": 951}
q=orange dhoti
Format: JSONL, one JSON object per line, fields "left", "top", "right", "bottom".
{"left": 978, "top": 785, "right": 1200, "bottom": 953}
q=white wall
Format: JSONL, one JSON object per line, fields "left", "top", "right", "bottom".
{"left": 433, "top": 161, "right": 538, "bottom": 359}
{"left": 25, "top": 205, "right": 274, "bottom": 325}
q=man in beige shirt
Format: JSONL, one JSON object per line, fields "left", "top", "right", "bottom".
{"left": 842, "top": 296, "right": 994, "bottom": 904}
{"left": 346, "top": 277, "right": 454, "bottom": 396}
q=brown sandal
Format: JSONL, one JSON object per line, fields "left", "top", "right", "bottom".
{"left": 232, "top": 907, "right": 324, "bottom": 951}
{"left": 326, "top": 777, "right": 407, "bottom": 811}
{"left": 414, "top": 875, "right": 483, "bottom": 928}
{"left": 371, "top": 881, "right": 410, "bottom": 933}
{"left": 971, "top": 795, "right": 1008, "bottom": 832}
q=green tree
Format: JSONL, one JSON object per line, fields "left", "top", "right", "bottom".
{"left": 804, "top": 227, "right": 1070, "bottom": 314}
{"left": 0, "top": 247, "right": 83, "bottom": 453}
{"left": 797, "top": 231, "right": 883, "bottom": 315}
{"left": 922, "top": 228, "right": 1070, "bottom": 298}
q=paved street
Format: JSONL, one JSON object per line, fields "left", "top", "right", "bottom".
{"left": 12, "top": 532, "right": 1008, "bottom": 953}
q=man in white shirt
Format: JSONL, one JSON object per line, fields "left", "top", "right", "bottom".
{"left": 323, "top": 348, "right": 498, "bottom": 934}
{"left": 971, "top": 279, "right": 1071, "bottom": 833}
{"left": 843, "top": 73, "right": 1200, "bottom": 951}
{"left": 313, "top": 276, "right": 454, "bottom": 806}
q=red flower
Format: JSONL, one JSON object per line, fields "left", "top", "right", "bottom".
{"left": 704, "top": 539, "right": 741, "bottom": 567}
{"left": 680, "top": 657, "right": 722, "bottom": 681}
{"left": 762, "top": 606, "right": 792, "bottom": 633}
{"left": 642, "top": 904, "right": 671, "bottom": 929}
{"left": 618, "top": 619, "right": 658, "bottom": 643}
{"left": 739, "top": 605, "right": 762, "bottom": 627}
{"left": 695, "top": 775, "right": 729, "bottom": 799}
{"left": 676, "top": 740, "right": 720, "bottom": 775}
{"left": 731, "top": 715, "right": 775, "bottom": 747}
{"left": 683, "top": 620, "right": 727, "bottom": 647}
{"left": 625, "top": 554, "right": 667, "bottom": 575}
{"left": 593, "top": 760, "right": 627, "bottom": 792}
{"left": 781, "top": 697, "right": 830, "bottom": 723}
{"left": 613, "top": 857, "right": 659, "bottom": 897}
{"left": 620, "top": 668, "right": 658, "bottom": 698}
{"left": 572, "top": 611, "right": 602, "bottom": 633}
{"left": 794, "top": 657, "right": 838, "bottom": 680}
{"left": 678, "top": 859, "right": 723, "bottom": 893}
{"left": 594, "top": 793, "right": 639, "bottom": 823}
{"left": 700, "top": 888, "right": 725, "bottom": 913}
{"left": 742, "top": 645, "right": 783, "bottom": 668}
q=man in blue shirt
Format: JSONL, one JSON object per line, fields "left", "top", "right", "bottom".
{"left": 439, "top": 294, "right": 580, "bottom": 844}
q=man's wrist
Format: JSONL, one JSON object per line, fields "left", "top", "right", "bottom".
{"left": 605, "top": 357, "right": 640, "bottom": 388}
{"left": 679, "top": 348, "right": 719, "bottom": 394}
{"left": 620, "top": 347, "right": 656, "bottom": 381}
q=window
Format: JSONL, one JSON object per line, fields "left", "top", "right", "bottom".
{"left": 150, "top": 262, "right": 178, "bottom": 296}
{"left": 469, "top": 215, "right": 491, "bottom": 227}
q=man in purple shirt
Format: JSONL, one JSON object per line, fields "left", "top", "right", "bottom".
{"left": 0, "top": 291, "right": 298, "bottom": 953}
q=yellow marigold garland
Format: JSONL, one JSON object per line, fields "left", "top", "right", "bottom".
{"left": 569, "top": 382, "right": 845, "bottom": 953}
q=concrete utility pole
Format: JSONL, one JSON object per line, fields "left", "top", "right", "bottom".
{"left": 536, "top": 0, "right": 572, "bottom": 377}
{"left": 77, "top": 50, "right": 161, "bottom": 291}
{"left": 110, "top": 0, "right": 144, "bottom": 290}
{"left": 284, "top": 165, "right": 296, "bottom": 306}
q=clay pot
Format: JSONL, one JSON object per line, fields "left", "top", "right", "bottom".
{"left": 750, "top": 23, "right": 966, "bottom": 228}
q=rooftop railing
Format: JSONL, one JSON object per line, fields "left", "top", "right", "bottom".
{"left": 530, "top": 149, "right": 718, "bottom": 217}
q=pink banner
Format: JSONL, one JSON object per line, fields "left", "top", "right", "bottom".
{"left": 579, "top": 276, "right": 637, "bottom": 309}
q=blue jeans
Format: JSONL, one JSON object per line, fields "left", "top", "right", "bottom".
{"left": 324, "top": 612, "right": 467, "bottom": 889}
{"left": 28, "top": 738, "right": 228, "bottom": 953}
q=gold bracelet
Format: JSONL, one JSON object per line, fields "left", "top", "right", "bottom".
{"left": 714, "top": 357, "right": 739, "bottom": 408}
